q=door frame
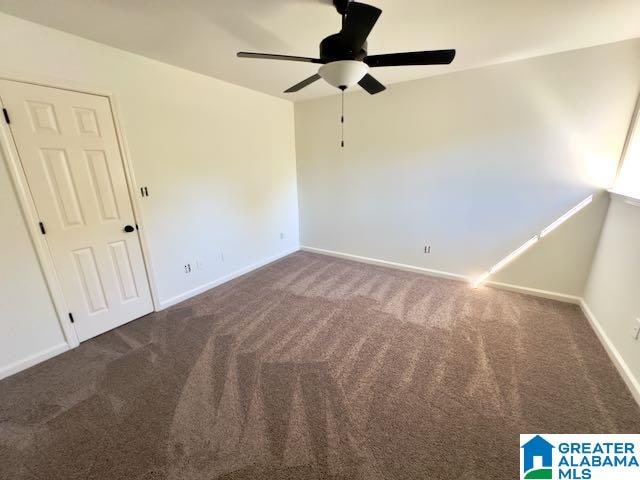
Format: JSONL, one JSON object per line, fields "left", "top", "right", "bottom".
{"left": 0, "top": 73, "right": 161, "bottom": 349}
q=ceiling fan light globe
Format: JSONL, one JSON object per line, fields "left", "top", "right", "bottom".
{"left": 319, "top": 60, "right": 369, "bottom": 89}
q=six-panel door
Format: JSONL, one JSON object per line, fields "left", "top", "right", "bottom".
{"left": 0, "top": 79, "right": 153, "bottom": 342}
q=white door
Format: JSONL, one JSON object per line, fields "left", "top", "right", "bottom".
{"left": 0, "top": 79, "right": 153, "bottom": 342}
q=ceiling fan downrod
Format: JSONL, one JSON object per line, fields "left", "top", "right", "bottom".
{"left": 335, "top": 0, "right": 352, "bottom": 29}
{"left": 340, "top": 86, "right": 346, "bottom": 148}
{"left": 334, "top": 0, "right": 353, "bottom": 16}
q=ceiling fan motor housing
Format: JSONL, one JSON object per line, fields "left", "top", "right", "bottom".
{"left": 320, "top": 34, "right": 368, "bottom": 62}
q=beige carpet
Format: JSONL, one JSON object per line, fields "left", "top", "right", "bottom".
{"left": 1, "top": 251, "right": 638, "bottom": 479}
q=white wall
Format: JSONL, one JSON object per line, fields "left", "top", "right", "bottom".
{"left": 583, "top": 194, "right": 640, "bottom": 399}
{"left": 0, "top": 12, "right": 299, "bottom": 376}
{"left": 295, "top": 38, "right": 640, "bottom": 296}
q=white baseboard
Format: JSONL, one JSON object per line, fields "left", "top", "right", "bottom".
{"left": 302, "top": 245, "right": 640, "bottom": 407}
{"left": 0, "top": 342, "right": 69, "bottom": 380}
{"left": 158, "top": 246, "right": 300, "bottom": 309}
{"left": 0, "top": 248, "right": 300, "bottom": 380}
{"left": 485, "top": 280, "right": 582, "bottom": 304}
{"left": 301, "top": 246, "right": 469, "bottom": 282}
{"left": 579, "top": 299, "right": 640, "bottom": 407}
{"left": 301, "top": 246, "right": 582, "bottom": 305}
{"left": 3, "top": 247, "right": 638, "bottom": 411}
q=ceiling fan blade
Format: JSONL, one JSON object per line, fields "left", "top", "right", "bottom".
{"left": 237, "top": 52, "right": 324, "bottom": 64}
{"left": 340, "top": 2, "right": 382, "bottom": 53}
{"left": 358, "top": 73, "right": 386, "bottom": 95}
{"left": 284, "top": 74, "right": 322, "bottom": 93}
{"left": 364, "top": 49, "right": 456, "bottom": 67}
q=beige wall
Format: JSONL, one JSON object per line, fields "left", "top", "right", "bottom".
{"left": 583, "top": 194, "right": 640, "bottom": 397}
{"left": 0, "top": 12, "right": 299, "bottom": 376}
{"left": 295, "top": 38, "right": 640, "bottom": 296}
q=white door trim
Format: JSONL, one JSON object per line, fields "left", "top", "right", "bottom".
{"left": 0, "top": 73, "right": 161, "bottom": 350}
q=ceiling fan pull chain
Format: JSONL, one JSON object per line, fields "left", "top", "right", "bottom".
{"left": 341, "top": 87, "right": 345, "bottom": 148}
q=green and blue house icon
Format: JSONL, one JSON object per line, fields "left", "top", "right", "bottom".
{"left": 521, "top": 435, "right": 555, "bottom": 479}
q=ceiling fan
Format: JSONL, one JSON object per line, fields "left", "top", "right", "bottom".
{"left": 237, "top": 0, "right": 456, "bottom": 95}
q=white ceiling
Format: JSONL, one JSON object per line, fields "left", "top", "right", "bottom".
{"left": 1, "top": 0, "right": 639, "bottom": 101}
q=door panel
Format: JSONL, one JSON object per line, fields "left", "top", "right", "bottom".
{"left": 108, "top": 240, "right": 140, "bottom": 302}
{"left": 73, "top": 247, "right": 109, "bottom": 314}
{"left": 27, "top": 100, "right": 60, "bottom": 133}
{"left": 73, "top": 107, "right": 101, "bottom": 136}
{"left": 41, "top": 148, "right": 86, "bottom": 227}
{"left": 86, "top": 150, "right": 120, "bottom": 221}
{"left": 0, "top": 79, "right": 153, "bottom": 342}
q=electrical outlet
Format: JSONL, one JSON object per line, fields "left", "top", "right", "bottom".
{"left": 184, "top": 264, "right": 191, "bottom": 274}
{"left": 424, "top": 245, "right": 431, "bottom": 254}
{"left": 633, "top": 318, "right": 640, "bottom": 341}
{"left": 280, "top": 232, "right": 284, "bottom": 240}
